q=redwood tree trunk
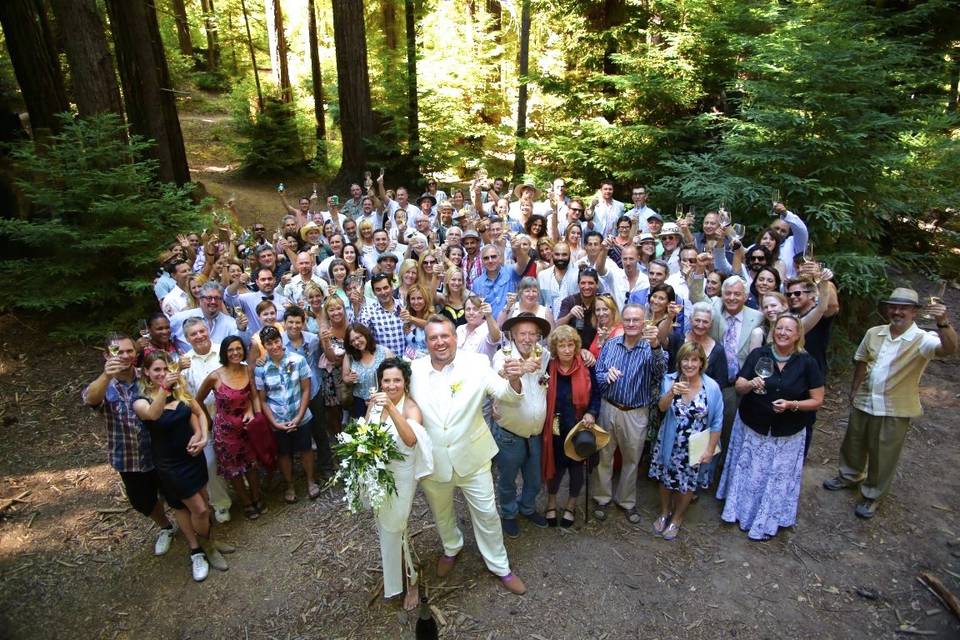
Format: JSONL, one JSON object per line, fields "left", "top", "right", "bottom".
{"left": 307, "top": 0, "right": 326, "bottom": 161}
{"left": 105, "top": 0, "right": 191, "bottom": 185}
{"left": 0, "top": 0, "right": 69, "bottom": 137}
{"left": 239, "top": 0, "right": 263, "bottom": 112}
{"left": 267, "top": 0, "right": 292, "bottom": 102}
{"left": 512, "top": 0, "right": 530, "bottom": 181}
{"left": 381, "top": 0, "right": 398, "bottom": 50}
{"left": 170, "top": 0, "right": 194, "bottom": 57}
{"left": 199, "top": 0, "right": 220, "bottom": 70}
{"left": 49, "top": 0, "right": 124, "bottom": 122}
{"left": 331, "top": 0, "right": 374, "bottom": 186}
{"left": 404, "top": 0, "right": 420, "bottom": 169}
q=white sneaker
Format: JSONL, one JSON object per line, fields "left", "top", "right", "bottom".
{"left": 214, "top": 507, "right": 231, "bottom": 524}
{"left": 154, "top": 527, "right": 175, "bottom": 556}
{"left": 191, "top": 552, "right": 209, "bottom": 582}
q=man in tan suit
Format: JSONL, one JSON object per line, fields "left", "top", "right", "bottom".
{"left": 689, "top": 272, "right": 764, "bottom": 460}
{"left": 410, "top": 315, "right": 528, "bottom": 595}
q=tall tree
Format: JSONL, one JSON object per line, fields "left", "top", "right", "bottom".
{"left": 307, "top": 0, "right": 326, "bottom": 162}
{"left": 404, "top": 0, "right": 420, "bottom": 170}
{"left": 331, "top": 0, "right": 374, "bottom": 186}
{"left": 199, "top": 0, "right": 220, "bottom": 70}
{"left": 512, "top": 0, "right": 530, "bottom": 180}
{"left": 239, "top": 0, "right": 264, "bottom": 112}
{"left": 0, "top": 0, "right": 69, "bottom": 137}
{"left": 49, "top": 0, "right": 124, "bottom": 122}
{"left": 170, "top": 0, "right": 194, "bottom": 57}
{"left": 105, "top": 0, "right": 191, "bottom": 185}
{"left": 266, "top": 0, "right": 292, "bottom": 102}
{"left": 381, "top": 0, "right": 398, "bottom": 50}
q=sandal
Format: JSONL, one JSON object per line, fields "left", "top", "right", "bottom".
{"left": 560, "top": 509, "right": 575, "bottom": 528}
{"left": 283, "top": 488, "right": 297, "bottom": 504}
{"left": 624, "top": 508, "right": 642, "bottom": 525}
{"left": 307, "top": 482, "right": 321, "bottom": 500}
{"left": 545, "top": 509, "right": 558, "bottom": 528}
{"left": 653, "top": 514, "right": 669, "bottom": 536}
{"left": 662, "top": 521, "right": 681, "bottom": 541}
{"left": 255, "top": 500, "right": 268, "bottom": 515}
{"left": 243, "top": 505, "right": 260, "bottom": 520}
{"left": 592, "top": 503, "right": 609, "bottom": 521}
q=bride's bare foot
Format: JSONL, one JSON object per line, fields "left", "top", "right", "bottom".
{"left": 403, "top": 583, "right": 419, "bottom": 611}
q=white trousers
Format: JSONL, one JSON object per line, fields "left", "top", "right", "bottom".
{"left": 203, "top": 438, "right": 232, "bottom": 511}
{"left": 592, "top": 400, "right": 648, "bottom": 510}
{"left": 420, "top": 463, "right": 510, "bottom": 576}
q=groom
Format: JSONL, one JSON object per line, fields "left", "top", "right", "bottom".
{"left": 410, "top": 315, "right": 528, "bottom": 595}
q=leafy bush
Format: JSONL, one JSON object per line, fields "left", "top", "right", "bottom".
{"left": 0, "top": 114, "right": 206, "bottom": 338}
{"left": 193, "top": 70, "right": 231, "bottom": 93}
{"left": 232, "top": 90, "right": 305, "bottom": 177}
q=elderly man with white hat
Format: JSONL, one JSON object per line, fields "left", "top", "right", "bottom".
{"left": 823, "top": 287, "right": 956, "bottom": 518}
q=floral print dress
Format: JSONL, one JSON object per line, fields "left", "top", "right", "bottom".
{"left": 648, "top": 387, "right": 711, "bottom": 493}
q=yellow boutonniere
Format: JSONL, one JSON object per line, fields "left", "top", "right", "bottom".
{"left": 450, "top": 381, "right": 463, "bottom": 395}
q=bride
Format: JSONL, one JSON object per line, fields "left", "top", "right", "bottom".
{"left": 366, "top": 357, "right": 433, "bottom": 610}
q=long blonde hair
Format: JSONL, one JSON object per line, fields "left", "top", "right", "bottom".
{"left": 139, "top": 351, "right": 193, "bottom": 404}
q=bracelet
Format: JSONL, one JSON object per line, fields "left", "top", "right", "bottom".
{"left": 792, "top": 400, "right": 800, "bottom": 412}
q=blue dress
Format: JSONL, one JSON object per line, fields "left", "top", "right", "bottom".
{"left": 648, "top": 388, "right": 712, "bottom": 493}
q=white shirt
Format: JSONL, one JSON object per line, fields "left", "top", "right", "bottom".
{"left": 592, "top": 199, "right": 624, "bottom": 235}
{"left": 492, "top": 346, "right": 549, "bottom": 437}
{"left": 161, "top": 286, "right": 189, "bottom": 319}
{"left": 283, "top": 273, "right": 329, "bottom": 306}
{"left": 609, "top": 268, "right": 650, "bottom": 310}
{"left": 538, "top": 265, "right": 580, "bottom": 318}
{"left": 182, "top": 344, "right": 222, "bottom": 414}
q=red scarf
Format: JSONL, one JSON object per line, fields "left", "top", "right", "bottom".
{"left": 541, "top": 354, "right": 592, "bottom": 482}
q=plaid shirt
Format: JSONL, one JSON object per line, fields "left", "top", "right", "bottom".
{"left": 82, "top": 375, "right": 154, "bottom": 473}
{"left": 359, "top": 301, "right": 406, "bottom": 356}
{"left": 255, "top": 351, "right": 313, "bottom": 423}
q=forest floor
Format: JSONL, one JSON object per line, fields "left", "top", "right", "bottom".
{"left": 1, "top": 91, "right": 959, "bottom": 640}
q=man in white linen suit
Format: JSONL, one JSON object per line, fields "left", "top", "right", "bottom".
{"left": 410, "top": 315, "right": 528, "bottom": 595}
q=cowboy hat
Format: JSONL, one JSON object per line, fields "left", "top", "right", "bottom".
{"left": 880, "top": 287, "right": 921, "bottom": 307}
{"left": 513, "top": 182, "right": 541, "bottom": 200}
{"left": 564, "top": 420, "right": 610, "bottom": 462}
{"left": 660, "top": 222, "right": 682, "bottom": 237}
{"left": 299, "top": 221, "right": 321, "bottom": 242}
{"left": 501, "top": 311, "right": 552, "bottom": 338}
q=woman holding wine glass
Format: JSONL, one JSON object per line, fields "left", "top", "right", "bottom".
{"left": 317, "top": 296, "right": 349, "bottom": 436}
{"left": 717, "top": 313, "right": 824, "bottom": 540}
{"left": 648, "top": 342, "right": 724, "bottom": 540}
{"left": 342, "top": 324, "right": 394, "bottom": 419}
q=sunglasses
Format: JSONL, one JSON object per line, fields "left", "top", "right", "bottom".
{"left": 787, "top": 290, "right": 811, "bottom": 297}
{"left": 749, "top": 256, "right": 766, "bottom": 262}
{"left": 569, "top": 208, "right": 585, "bottom": 214}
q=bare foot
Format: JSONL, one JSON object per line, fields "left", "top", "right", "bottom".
{"left": 403, "top": 583, "right": 419, "bottom": 611}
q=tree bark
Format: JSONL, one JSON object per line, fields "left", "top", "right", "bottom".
{"left": 266, "top": 0, "right": 292, "bottom": 102}
{"left": 105, "top": 0, "right": 191, "bottom": 185}
{"left": 307, "top": 0, "right": 326, "bottom": 162}
{"left": 170, "top": 0, "right": 194, "bottom": 57}
{"left": 331, "top": 0, "right": 374, "bottom": 187}
{"left": 404, "top": 0, "right": 420, "bottom": 169}
{"left": 199, "top": 0, "right": 220, "bottom": 71}
{"left": 381, "top": 0, "right": 398, "bottom": 50}
{"left": 512, "top": 0, "right": 530, "bottom": 181}
{"left": 0, "top": 0, "right": 69, "bottom": 137}
{"left": 239, "top": 0, "right": 263, "bottom": 113}
{"left": 49, "top": 0, "right": 124, "bottom": 123}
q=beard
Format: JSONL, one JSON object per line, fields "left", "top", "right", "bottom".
{"left": 553, "top": 258, "right": 570, "bottom": 269}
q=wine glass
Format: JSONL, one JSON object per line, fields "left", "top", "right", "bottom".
{"left": 675, "top": 203, "right": 683, "bottom": 219}
{"left": 771, "top": 189, "right": 781, "bottom": 207}
{"left": 167, "top": 355, "right": 180, "bottom": 375}
{"left": 754, "top": 357, "right": 774, "bottom": 395}
{"left": 920, "top": 281, "right": 947, "bottom": 321}
{"left": 802, "top": 242, "right": 815, "bottom": 264}
{"left": 686, "top": 206, "right": 696, "bottom": 225}
{"left": 731, "top": 223, "right": 745, "bottom": 242}
{"left": 138, "top": 319, "right": 150, "bottom": 339}
{"left": 107, "top": 343, "right": 121, "bottom": 358}
{"left": 718, "top": 208, "right": 731, "bottom": 228}
{"left": 502, "top": 331, "right": 514, "bottom": 358}
{"left": 364, "top": 171, "right": 373, "bottom": 190}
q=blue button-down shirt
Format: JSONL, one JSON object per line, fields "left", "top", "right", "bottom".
{"left": 283, "top": 330, "right": 321, "bottom": 398}
{"left": 594, "top": 335, "right": 668, "bottom": 408}
{"left": 471, "top": 267, "right": 521, "bottom": 317}
{"left": 224, "top": 289, "right": 289, "bottom": 333}
{"left": 255, "top": 351, "right": 313, "bottom": 424}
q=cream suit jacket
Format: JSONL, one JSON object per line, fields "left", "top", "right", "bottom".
{"left": 689, "top": 276, "right": 765, "bottom": 369}
{"left": 411, "top": 350, "right": 522, "bottom": 483}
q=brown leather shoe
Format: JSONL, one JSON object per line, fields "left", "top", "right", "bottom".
{"left": 436, "top": 553, "right": 458, "bottom": 578}
{"left": 499, "top": 572, "right": 527, "bottom": 595}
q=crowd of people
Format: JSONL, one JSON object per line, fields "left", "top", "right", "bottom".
{"left": 83, "top": 173, "right": 956, "bottom": 603}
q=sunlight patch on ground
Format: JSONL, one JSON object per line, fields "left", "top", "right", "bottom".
{"left": 198, "top": 165, "right": 237, "bottom": 173}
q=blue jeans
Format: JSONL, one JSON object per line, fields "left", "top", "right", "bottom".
{"left": 493, "top": 423, "right": 541, "bottom": 519}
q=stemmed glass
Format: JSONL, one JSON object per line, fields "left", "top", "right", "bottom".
{"left": 675, "top": 203, "right": 683, "bottom": 219}
{"left": 501, "top": 331, "right": 514, "bottom": 358}
{"left": 718, "top": 207, "right": 731, "bottom": 228}
{"left": 803, "top": 242, "right": 816, "bottom": 265}
{"left": 167, "top": 352, "right": 181, "bottom": 375}
{"left": 754, "top": 357, "right": 774, "bottom": 395}
{"left": 730, "top": 223, "right": 745, "bottom": 242}
{"left": 138, "top": 319, "right": 150, "bottom": 340}
{"left": 920, "top": 281, "right": 947, "bottom": 322}
{"left": 107, "top": 343, "right": 121, "bottom": 358}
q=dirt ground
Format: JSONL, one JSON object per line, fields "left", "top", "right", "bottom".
{"left": 1, "top": 93, "right": 959, "bottom": 639}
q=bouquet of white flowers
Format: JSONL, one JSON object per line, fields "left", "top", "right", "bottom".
{"left": 333, "top": 416, "right": 404, "bottom": 513}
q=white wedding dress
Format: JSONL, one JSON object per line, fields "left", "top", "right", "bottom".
{"left": 374, "top": 396, "right": 434, "bottom": 599}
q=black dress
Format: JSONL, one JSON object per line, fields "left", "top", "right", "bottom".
{"left": 142, "top": 401, "right": 208, "bottom": 508}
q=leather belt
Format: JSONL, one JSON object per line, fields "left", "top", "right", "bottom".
{"left": 605, "top": 398, "right": 641, "bottom": 412}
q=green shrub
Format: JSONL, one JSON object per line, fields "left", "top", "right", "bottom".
{"left": 0, "top": 113, "right": 206, "bottom": 339}
{"left": 232, "top": 90, "right": 305, "bottom": 177}
{"left": 193, "top": 70, "right": 231, "bottom": 93}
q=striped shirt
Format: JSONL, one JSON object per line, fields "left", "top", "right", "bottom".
{"left": 853, "top": 322, "right": 940, "bottom": 418}
{"left": 82, "top": 376, "right": 153, "bottom": 473}
{"left": 594, "top": 335, "right": 668, "bottom": 409}
{"left": 255, "top": 352, "right": 313, "bottom": 423}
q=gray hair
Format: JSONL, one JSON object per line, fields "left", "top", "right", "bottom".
{"left": 182, "top": 317, "right": 206, "bottom": 334}
{"left": 622, "top": 303, "right": 645, "bottom": 317}
{"left": 691, "top": 301, "right": 713, "bottom": 319}
{"left": 721, "top": 275, "right": 747, "bottom": 294}
{"left": 648, "top": 259, "right": 669, "bottom": 273}
{"left": 517, "top": 276, "right": 540, "bottom": 293}
{"left": 199, "top": 281, "right": 223, "bottom": 296}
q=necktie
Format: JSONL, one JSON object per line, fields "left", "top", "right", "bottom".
{"left": 724, "top": 314, "right": 740, "bottom": 380}
{"left": 262, "top": 295, "right": 272, "bottom": 301}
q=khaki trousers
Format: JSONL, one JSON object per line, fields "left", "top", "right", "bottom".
{"left": 593, "top": 400, "right": 648, "bottom": 511}
{"left": 838, "top": 408, "right": 911, "bottom": 500}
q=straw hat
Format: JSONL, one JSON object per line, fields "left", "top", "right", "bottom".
{"left": 299, "top": 221, "right": 321, "bottom": 242}
{"left": 880, "top": 287, "right": 921, "bottom": 307}
{"left": 564, "top": 420, "right": 611, "bottom": 462}
{"left": 513, "top": 182, "right": 541, "bottom": 200}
